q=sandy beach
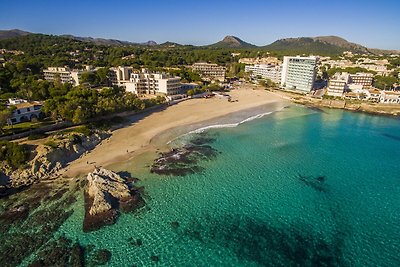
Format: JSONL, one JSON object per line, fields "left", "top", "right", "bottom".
{"left": 64, "top": 85, "right": 288, "bottom": 177}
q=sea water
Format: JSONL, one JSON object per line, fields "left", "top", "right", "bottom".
{"left": 57, "top": 105, "right": 400, "bottom": 266}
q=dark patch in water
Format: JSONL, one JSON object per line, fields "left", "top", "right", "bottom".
{"left": 382, "top": 133, "right": 400, "bottom": 142}
{"left": 298, "top": 174, "right": 328, "bottom": 192}
{"left": 151, "top": 132, "right": 219, "bottom": 176}
{"left": 180, "top": 214, "right": 346, "bottom": 266}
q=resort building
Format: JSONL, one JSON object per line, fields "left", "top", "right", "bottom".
{"left": 380, "top": 91, "right": 400, "bottom": 104}
{"left": 125, "top": 69, "right": 181, "bottom": 96}
{"left": 280, "top": 56, "right": 318, "bottom": 93}
{"left": 7, "top": 99, "right": 42, "bottom": 125}
{"left": 43, "top": 65, "right": 95, "bottom": 85}
{"left": 326, "top": 73, "right": 350, "bottom": 97}
{"left": 244, "top": 64, "right": 282, "bottom": 83}
{"left": 349, "top": 73, "right": 374, "bottom": 88}
{"left": 192, "top": 62, "right": 226, "bottom": 82}
{"left": 109, "top": 66, "right": 134, "bottom": 87}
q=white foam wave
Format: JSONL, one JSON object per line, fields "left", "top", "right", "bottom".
{"left": 167, "top": 109, "right": 279, "bottom": 145}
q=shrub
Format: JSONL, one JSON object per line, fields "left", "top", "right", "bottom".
{"left": 44, "top": 140, "right": 58, "bottom": 149}
{"left": 28, "top": 133, "right": 48, "bottom": 140}
{"left": 0, "top": 141, "right": 29, "bottom": 169}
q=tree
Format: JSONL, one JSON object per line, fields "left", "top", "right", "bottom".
{"left": 0, "top": 107, "right": 14, "bottom": 133}
{"left": 80, "top": 71, "right": 98, "bottom": 86}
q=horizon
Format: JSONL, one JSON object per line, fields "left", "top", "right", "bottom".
{"left": 0, "top": 0, "right": 399, "bottom": 50}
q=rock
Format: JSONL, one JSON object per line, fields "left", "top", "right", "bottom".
{"left": 2, "top": 131, "right": 110, "bottom": 193}
{"left": 83, "top": 168, "right": 145, "bottom": 232}
{"left": 93, "top": 249, "right": 112, "bottom": 265}
{"left": 150, "top": 255, "right": 159, "bottom": 262}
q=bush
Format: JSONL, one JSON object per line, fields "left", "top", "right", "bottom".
{"left": 72, "top": 126, "right": 91, "bottom": 136}
{"left": 0, "top": 141, "right": 29, "bottom": 169}
{"left": 44, "top": 140, "right": 58, "bottom": 149}
{"left": 28, "top": 133, "right": 48, "bottom": 140}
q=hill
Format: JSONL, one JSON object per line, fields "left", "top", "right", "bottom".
{"left": 61, "top": 34, "right": 157, "bottom": 46}
{"left": 0, "top": 29, "right": 31, "bottom": 40}
{"left": 208, "top": 36, "right": 256, "bottom": 48}
{"left": 263, "top": 37, "right": 353, "bottom": 55}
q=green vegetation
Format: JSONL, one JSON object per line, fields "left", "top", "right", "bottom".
{"left": 42, "top": 86, "right": 165, "bottom": 124}
{"left": 0, "top": 141, "right": 29, "bottom": 168}
{"left": 326, "top": 67, "right": 376, "bottom": 77}
{"left": 373, "top": 75, "right": 398, "bottom": 90}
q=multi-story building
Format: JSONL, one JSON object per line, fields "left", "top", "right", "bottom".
{"left": 326, "top": 73, "right": 350, "bottom": 97}
{"left": 7, "top": 99, "right": 42, "bottom": 125}
{"left": 109, "top": 66, "right": 134, "bottom": 87}
{"left": 349, "top": 73, "right": 374, "bottom": 88}
{"left": 244, "top": 64, "right": 282, "bottom": 83}
{"left": 125, "top": 69, "right": 181, "bottom": 96}
{"left": 43, "top": 65, "right": 94, "bottom": 85}
{"left": 280, "top": 56, "right": 317, "bottom": 93}
{"left": 192, "top": 62, "right": 226, "bottom": 82}
{"left": 380, "top": 91, "right": 400, "bottom": 104}
{"left": 239, "top": 57, "right": 281, "bottom": 65}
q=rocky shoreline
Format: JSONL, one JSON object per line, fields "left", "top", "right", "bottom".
{"left": 0, "top": 131, "right": 110, "bottom": 198}
{"left": 83, "top": 168, "right": 145, "bottom": 232}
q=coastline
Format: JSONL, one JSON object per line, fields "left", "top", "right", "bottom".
{"left": 64, "top": 85, "right": 289, "bottom": 178}
{"left": 271, "top": 90, "right": 400, "bottom": 117}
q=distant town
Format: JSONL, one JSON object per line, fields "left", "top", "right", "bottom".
{"left": 1, "top": 32, "right": 400, "bottom": 135}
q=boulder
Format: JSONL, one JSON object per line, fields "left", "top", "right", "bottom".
{"left": 83, "top": 168, "right": 144, "bottom": 232}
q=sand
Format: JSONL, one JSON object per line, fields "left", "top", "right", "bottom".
{"left": 64, "top": 84, "right": 288, "bottom": 177}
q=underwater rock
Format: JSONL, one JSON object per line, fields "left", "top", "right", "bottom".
{"left": 93, "top": 249, "right": 112, "bottom": 265}
{"left": 298, "top": 174, "right": 328, "bottom": 192}
{"left": 151, "top": 145, "right": 218, "bottom": 176}
{"left": 150, "top": 255, "right": 160, "bottom": 262}
{"left": 171, "top": 221, "right": 180, "bottom": 229}
{"left": 83, "top": 168, "right": 145, "bottom": 232}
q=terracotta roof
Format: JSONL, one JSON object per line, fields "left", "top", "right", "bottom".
{"left": 14, "top": 102, "right": 42, "bottom": 109}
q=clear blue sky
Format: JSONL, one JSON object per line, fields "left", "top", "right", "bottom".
{"left": 1, "top": 0, "right": 399, "bottom": 49}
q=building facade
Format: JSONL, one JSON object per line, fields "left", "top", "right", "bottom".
{"left": 280, "top": 56, "right": 317, "bottom": 93}
{"left": 7, "top": 99, "right": 42, "bottom": 124}
{"left": 326, "top": 73, "right": 350, "bottom": 97}
{"left": 244, "top": 64, "right": 282, "bottom": 83}
{"left": 43, "top": 66, "right": 94, "bottom": 85}
{"left": 349, "top": 73, "right": 374, "bottom": 88}
{"left": 109, "top": 66, "right": 134, "bottom": 87}
{"left": 125, "top": 69, "right": 181, "bottom": 96}
{"left": 192, "top": 62, "right": 226, "bottom": 82}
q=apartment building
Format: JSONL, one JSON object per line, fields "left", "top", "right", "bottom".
{"left": 43, "top": 65, "right": 94, "bottom": 85}
{"left": 244, "top": 64, "right": 282, "bottom": 83}
{"left": 192, "top": 62, "right": 226, "bottom": 82}
{"left": 349, "top": 73, "right": 374, "bottom": 88}
{"left": 108, "top": 66, "right": 134, "bottom": 87}
{"left": 326, "top": 73, "right": 350, "bottom": 97}
{"left": 125, "top": 69, "right": 181, "bottom": 96}
{"left": 280, "top": 56, "right": 317, "bottom": 93}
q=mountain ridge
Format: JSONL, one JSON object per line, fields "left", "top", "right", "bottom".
{"left": 0, "top": 29, "right": 398, "bottom": 54}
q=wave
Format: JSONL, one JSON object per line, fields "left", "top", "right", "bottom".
{"left": 167, "top": 109, "right": 280, "bottom": 145}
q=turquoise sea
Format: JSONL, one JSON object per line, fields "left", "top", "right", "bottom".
{"left": 57, "top": 104, "right": 400, "bottom": 266}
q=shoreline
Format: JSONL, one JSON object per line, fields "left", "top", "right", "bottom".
{"left": 63, "top": 85, "right": 289, "bottom": 178}
{"left": 270, "top": 90, "right": 400, "bottom": 117}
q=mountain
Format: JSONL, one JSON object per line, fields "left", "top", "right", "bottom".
{"left": 0, "top": 29, "right": 31, "bottom": 40}
{"left": 208, "top": 35, "right": 256, "bottom": 48}
{"left": 61, "top": 34, "right": 157, "bottom": 46}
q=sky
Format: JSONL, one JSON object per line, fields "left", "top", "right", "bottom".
{"left": 0, "top": 0, "right": 399, "bottom": 49}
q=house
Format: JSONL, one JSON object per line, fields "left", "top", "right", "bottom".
{"left": 7, "top": 99, "right": 42, "bottom": 125}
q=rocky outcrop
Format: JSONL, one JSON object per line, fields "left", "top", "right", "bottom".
{"left": 83, "top": 168, "right": 144, "bottom": 232}
{"left": 0, "top": 131, "right": 110, "bottom": 196}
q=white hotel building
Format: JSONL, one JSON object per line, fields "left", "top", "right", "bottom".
{"left": 43, "top": 65, "right": 94, "bottom": 86}
{"left": 125, "top": 69, "right": 181, "bottom": 96}
{"left": 280, "top": 56, "right": 318, "bottom": 93}
{"left": 244, "top": 64, "right": 282, "bottom": 83}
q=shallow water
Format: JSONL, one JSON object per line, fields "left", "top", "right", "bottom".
{"left": 56, "top": 105, "right": 400, "bottom": 266}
